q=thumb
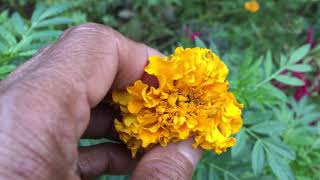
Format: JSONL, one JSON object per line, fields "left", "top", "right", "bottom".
{"left": 131, "top": 139, "right": 202, "bottom": 180}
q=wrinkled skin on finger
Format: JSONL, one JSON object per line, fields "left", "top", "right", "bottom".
{"left": 0, "top": 23, "right": 202, "bottom": 180}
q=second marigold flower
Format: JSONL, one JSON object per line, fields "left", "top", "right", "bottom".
{"left": 112, "top": 47, "right": 243, "bottom": 157}
{"left": 245, "top": 0, "right": 260, "bottom": 13}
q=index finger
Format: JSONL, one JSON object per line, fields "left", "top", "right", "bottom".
{"left": 2, "top": 23, "right": 161, "bottom": 138}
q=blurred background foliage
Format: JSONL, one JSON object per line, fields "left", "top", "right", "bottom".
{"left": 0, "top": 0, "right": 320, "bottom": 180}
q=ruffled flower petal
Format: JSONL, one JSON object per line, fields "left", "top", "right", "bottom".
{"left": 112, "top": 47, "right": 243, "bottom": 157}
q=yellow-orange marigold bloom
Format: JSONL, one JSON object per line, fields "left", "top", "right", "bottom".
{"left": 112, "top": 47, "right": 243, "bottom": 157}
{"left": 244, "top": 0, "right": 260, "bottom": 13}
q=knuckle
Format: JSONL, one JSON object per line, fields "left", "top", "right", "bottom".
{"left": 58, "top": 22, "right": 119, "bottom": 56}
{"left": 73, "top": 22, "right": 107, "bottom": 31}
{"left": 133, "top": 152, "right": 194, "bottom": 180}
{"left": 67, "top": 23, "right": 116, "bottom": 38}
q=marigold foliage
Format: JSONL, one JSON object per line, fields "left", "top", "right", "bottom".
{"left": 112, "top": 47, "right": 243, "bottom": 157}
{"left": 244, "top": 0, "right": 260, "bottom": 13}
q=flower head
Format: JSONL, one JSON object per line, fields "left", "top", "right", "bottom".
{"left": 244, "top": 0, "right": 260, "bottom": 13}
{"left": 112, "top": 47, "right": 243, "bottom": 157}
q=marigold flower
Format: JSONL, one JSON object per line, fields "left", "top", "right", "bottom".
{"left": 244, "top": 0, "right": 260, "bottom": 13}
{"left": 112, "top": 47, "right": 243, "bottom": 157}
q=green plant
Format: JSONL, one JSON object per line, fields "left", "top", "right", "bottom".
{"left": 282, "top": 97, "right": 320, "bottom": 180}
{"left": 1, "top": 1, "right": 320, "bottom": 180}
{"left": 0, "top": 3, "right": 74, "bottom": 79}
{"left": 192, "top": 38, "right": 315, "bottom": 180}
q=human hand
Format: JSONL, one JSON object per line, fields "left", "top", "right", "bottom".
{"left": 0, "top": 23, "right": 202, "bottom": 180}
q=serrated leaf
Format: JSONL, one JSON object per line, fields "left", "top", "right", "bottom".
{"left": 224, "top": 172, "right": 231, "bottom": 180}
{"left": 264, "top": 138, "right": 295, "bottom": 160}
{"left": 250, "top": 122, "right": 287, "bottom": 135}
{"left": 286, "top": 127, "right": 316, "bottom": 146}
{"left": 266, "top": 85, "right": 287, "bottom": 102}
{"left": 252, "top": 55, "right": 264, "bottom": 70}
{"left": 289, "top": 44, "right": 310, "bottom": 64}
{"left": 287, "top": 64, "right": 312, "bottom": 72}
{"left": 231, "top": 129, "right": 248, "bottom": 157}
{"left": 31, "top": 30, "right": 61, "bottom": 40}
{"left": 266, "top": 152, "right": 294, "bottom": 180}
{"left": 195, "top": 37, "right": 206, "bottom": 48}
{"left": 313, "top": 139, "right": 320, "bottom": 149}
{"left": 37, "top": 17, "right": 74, "bottom": 27}
{"left": 31, "top": 4, "right": 46, "bottom": 23}
{"left": 300, "top": 112, "right": 320, "bottom": 123}
{"left": 0, "top": 10, "right": 9, "bottom": 20}
{"left": 209, "top": 41, "right": 219, "bottom": 55}
{"left": 302, "top": 104, "right": 317, "bottom": 114}
{"left": 265, "top": 50, "right": 272, "bottom": 76}
{"left": 79, "top": 139, "right": 107, "bottom": 146}
{"left": 38, "top": 4, "right": 71, "bottom": 22}
{"left": 252, "top": 140, "right": 265, "bottom": 175}
{"left": 244, "top": 47, "right": 254, "bottom": 66}
{"left": 15, "top": 36, "right": 33, "bottom": 51}
{"left": 18, "top": 49, "right": 37, "bottom": 56}
{"left": 11, "top": 12, "right": 26, "bottom": 35}
{"left": 208, "top": 167, "right": 219, "bottom": 180}
{"left": 0, "top": 41, "right": 7, "bottom": 52}
{"left": 280, "top": 54, "right": 287, "bottom": 66}
{"left": 0, "top": 65, "right": 16, "bottom": 74}
{"left": 0, "top": 26, "right": 17, "bottom": 45}
{"left": 243, "top": 111, "right": 269, "bottom": 125}
{"left": 194, "top": 163, "right": 207, "bottom": 180}
{"left": 25, "top": 43, "right": 47, "bottom": 50}
{"left": 274, "top": 74, "right": 304, "bottom": 86}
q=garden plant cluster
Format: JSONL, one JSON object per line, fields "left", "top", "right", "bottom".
{"left": 0, "top": 0, "right": 319, "bottom": 180}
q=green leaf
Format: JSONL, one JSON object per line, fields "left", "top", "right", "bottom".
{"left": 31, "top": 4, "right": 46, "bottom": 23}
{"left": 38, "top": 4, "right": 71, "bottom": 22}
{"left": 289, "top": 44, "right": 310, "bottom": 64}
{"left": 0, "top": 10, "right": 9, "bottom": 21}
{"left": 209, "top": 41, "right": 219, "bottom": 55}
{"left": 250, "top": 122, "right": 287, "bottom": 135}
{"left": 264, "top": 138, "right": 295, "bottom": 160}
{"left": 0, "top": 65, "right": 16, "bottom": 74}
{"left": 0, "top": 26, "right": 17, "bottom": 45}
{"left": 96, "top": 175, "right": 128, "bottom": 180}
{"left": 11, "top": 12, "right": 26, "bottom": 35}
{"left": 195, "top": 37, "right": 206, "bottom": 48}
{"left": 251, "top": 55, "right": 264, "bottom": 70}
{"left": 286, "top": 127, "right": 317, "bottom": 146}
{"left": 14, "top": 36, "right": 33, "bottom": 51}
{"left": 287, "top": 64, "right": 312, "bottom": 72}
{"left": 267, "top": 152, "right": 294, "bottom": 180}
{"left": 313, "top": 139, "right": 320, "bottom": 149}
{"left": 274, "top": 75, "right": 304, "bottom": 86}
{"left": 300, "top": 112, "right": 320, "bottom": 123}
{"left": 244, "top": 47, "right": 254, "bottom": 66}
{"left": 208, "top": 167, "right": 219, "bottom": 180}
{"left": 243, "top": 111, "right": 269, "bottom": 125}
{"left": 265, "top": 85, "right": 287, "bottom": 102}
{"left": 37, "top": 17, "right": 74, "bottom": 27}
{"left": 280, "top": 54, "right": 287, "bottom": 66}
{"left": 265, "top": 50, "right": 272, "bottom": 76}
{"left": 252, "top": 140, "right": 265, "bottom": 175}
{"left": 18, "top": 49, "right": 37, "bottom": 56}
{"left": 31, "top": 30, "right": 62, "bottom": 40}
{"left": 231, "top": 129, "right": 248, "bottom": 157}
{"left": 194, "top": 164, "right": 208, "bottom": 180}
{"left": 79, "top": 139, "right": 107, "bottom": 146}
{"left": 0, "top": 41, "right": 7, "bottom": 52}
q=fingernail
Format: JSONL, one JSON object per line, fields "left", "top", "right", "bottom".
{"left": 146, "top": 47, "right": 164, "bottom": 58}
